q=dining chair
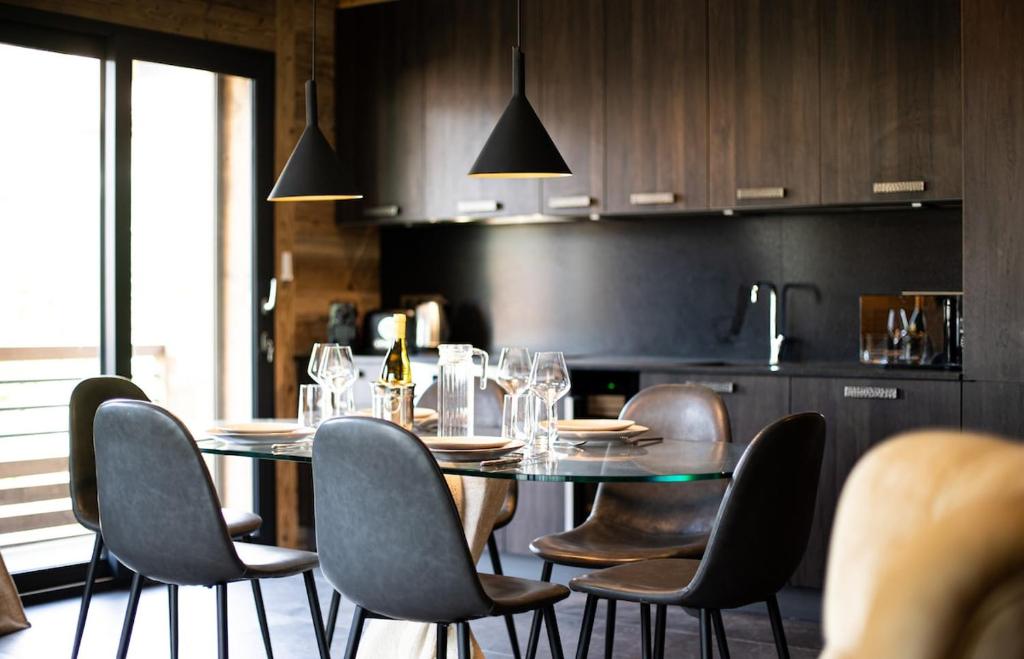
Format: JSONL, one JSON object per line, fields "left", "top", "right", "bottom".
{"left": 93, "top": 400, "right": 328, "bottom": 659}
{"left": 68, "top": 376, "right": 262, "bottom": 659}
{"left": 312, "top": 416, "right": 570, "bottom": 659}
{"left": 526, "top": 383, "right": 732, "bottom": 658}
{"left": 569, "top": 412, "right": 826, "bottom": 659}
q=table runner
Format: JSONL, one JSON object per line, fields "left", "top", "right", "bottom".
{"left": 0, "top": 551, "right": 29, "bottom": 636}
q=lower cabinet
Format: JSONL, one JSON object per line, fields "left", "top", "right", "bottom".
{"left": 962, "top": 380, "right": 1024, "bottom": 438}
{"left": 789, "top": 377, "right": 962, "bottom": 587}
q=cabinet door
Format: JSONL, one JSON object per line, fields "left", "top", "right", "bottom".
{"left": 820, "top": 0, "right": 961, "bottom": 204}
{"left": 963, "top": 381, "right": 1024, "bottom": 439}
{"left": 533, "top": 0, "right": 605, "bottom": 216}
{"left": 337, "top": 0, "right": 424, "bottom": 222}
{"left": 639, "top": 373, "right": 790, "bottom": 445}
{"left": 789, "top": 378, "right": 961, "bottom": 588}
{"left": 604, "top": 0, "right": 707, "bottom": 214}
{"left": 709, "top": 0, "right": 820, "bottom": 208}
{"left": 423, "top": 0, "right": 540, "bottom": 219}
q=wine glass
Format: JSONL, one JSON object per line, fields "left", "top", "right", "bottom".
{"left": 528, "top": 351, "right": 571, "bottom": 449}
{"left": 496, "top": 347, "right": 532, "bottom": 395}
{"left": 317, "top": 345, "right": 357, "bottom": 418}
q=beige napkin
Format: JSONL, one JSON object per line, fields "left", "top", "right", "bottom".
{"left": 357, "top": 475, "right": 511, "bottom": 658}
{"left": 0, "top": 552, "right": 29, "bottom": 635}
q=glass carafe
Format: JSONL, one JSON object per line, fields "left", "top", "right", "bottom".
{"left": 436, "top": 344, "right": 488, "bottom": 436}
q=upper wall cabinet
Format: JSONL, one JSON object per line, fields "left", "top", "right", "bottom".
{"left": 531, "top": 0, "right": 605, "bottom": 216}
{"left": 337, "top": 0, "right": 424, "bottom": 223}
{"left": 709, "top": 0, "right": 820, "bottom": 209}
{"left": 820, "top": 0, "right": 962, "bottom": 205}
{"left": 422, "top": 0, "right": 540, "bottom": 219}
{"left": 604, "top": 0, "right": 708, "bottom": 214}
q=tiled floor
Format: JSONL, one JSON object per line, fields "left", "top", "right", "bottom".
{"left": 0, "top": 555, "right": 822, "bottom": 658}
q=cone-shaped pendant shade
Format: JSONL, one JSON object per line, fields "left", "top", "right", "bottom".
{"left": 469, "top": 48, "right": 571, "bottom": 179}
{"left": 268, "top": 80, "right": 361, "bottom": 202}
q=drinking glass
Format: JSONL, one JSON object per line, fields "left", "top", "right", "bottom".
{"left": 297, "top": 384, "right": 327, "bottom": 428}
{"left": 501, "top": 393, "right": 535, "bottom": 445}
{"left": 528, "top": 351, "right": 571, "bottom": 450}
{"left": 317, "top": 345, "right": 357, "bottom": 417}
{"left": 308, "top": 343, "right": 340, "bottom": 387}
{"left": 496, "top": 347, "right": 532, "bottom": 395}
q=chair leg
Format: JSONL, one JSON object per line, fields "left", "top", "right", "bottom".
{"left": 698, "top": 609, "right": 712, "bottom": 659}
{"left": 217, "top": 583, "right": 229, "bottom": 659}
{"left": 640, "top": 604, "right": 652, "bottom": 659}
{"left": 457, "top": 621, "right": 471, "bottom": 659}
{"left": 436, "top": 623, "right": 448, "bottom": 659}
{"left": 603, "top": 599, "right": 616, "bottom": 659}
{"left": 653, "top": 606, "right": 666, "bottom": 659}
{"left": 168, "top": 585, "right": 179, "bottom": 659}
{"left": 302, "top": 571, "right": 330, "bottom": 659}
{"left": 503, "top": 613, "right": 522, "bottom": 659}
{"left": 525, "top": 561, "right": 553, "bottom": 659}
{"left": 575, "top": 595, "right": 598, "bottom": 659}
{"left": 115, "top": 571, "right": 143, "bottom": 659}
{"left": 251, "top": 580, "right": 274, "bottom": 659}
{"left": 344, "top": 606, "right": 367, "bottom": 659}
{"left": 543, "top": 606, "right": 565, "bottom": 659}
{"left": 711, "top": 609, "right": 730, "bottom": 659}
{"left": 71, "top": 533, "right": 103, "bottom": 659}
{"left": 487, "top": 533, "right": 504, "bottom": 575}
{"left": 326, "top": 591, "right": 341, "bottom": 649}
{"left": 766, "top": 595, "right": 790, "bottom": 659}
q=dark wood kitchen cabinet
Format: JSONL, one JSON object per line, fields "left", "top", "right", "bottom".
{"left": 604, "top": 0, "right": 708, "bottom": 214}
{"left": 639, "top": 373, "right": 790, "bottom": 445}
{"left": 962, "top": 381, "right": 1024, "bottom": 439}
{"left": 337, "top": 0, "right": 424, "bottom": 223}
{"left": 709, "top": 0, "right": 820, "bottom": 209}
{"left": 820, "top": 0, "right": 961, "bottom": 205}
{"left": 531, "top": 0, "right": 605, "bottom": 216}
{"left": 789, "top": 377, "right": 962, "bottom": 588}
{"left": 422, "top": 0, "right": 540, "bottom": 219}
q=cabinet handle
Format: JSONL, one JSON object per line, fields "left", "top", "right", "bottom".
{"left": 688, "top": 381, "right": 735, "bottom": 395}
{"left": 629, "top": 192, "right": 676, "bottom": 206}
{"left": 548, "top": 195, "right": 593, "bottom": 210}
{"left": 843, "top": 385, "right": 900, "bottom": 400}
{"left": 872, "top": 180, "right": 926, "bottom": 194}
{"left": 363, "top": 204, "right": 400, "bottom": 218}
{"left": 457, "top": 200, "right": 501, "bottom": 214}
{"left": 736, "top": 186, "right": 786, "bottom": 201}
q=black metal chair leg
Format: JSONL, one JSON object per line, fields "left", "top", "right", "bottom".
{"left": 487, "top": 533, "right": 504, "bottom": 575}
{"left": 436, "top": 623, "right": 448, "bottom": 658}
{"left": 525, "top": 561, "right": 553, "bottom": 659}
{"left": 543, "top": 606, "right": 565, "bottom": 659}
{"left": 575, "top": 595, "right": 598, "bottom": 659}
{"left": 71, "top": 533, "right": 103, "bottom": 659}
{"left": 654, "top": 606, "right": 666, "bottom": 659}
{"left": 604, "top": 599, "right": 616, "bottom": 659}
{"left": 326, "top": 591, "right": 341, "bottom": 649}
{"left": 640, "top": 604, "right": 652, "bottom": 659}
{"left": 115, "top": 572, "right": 143, "bottom": 659}
{"left": 251, "top": 580, "right": 274, "bottom": 659}
{"left": 217, "top": 583, "right": 229, "bottom": 659}
{"left": 698, "top": 609, "right": 712, "bottom": 659}
{"left": 302, "top": 571, "right": 330, "bottom": 659}
{"left": 711, "top": 609, "right": 730, "bottom": 659}
{"left": 169, "top": 585, "right": 179, "bottom": 659}
{"left": 457, "top": 621, "right": 471, "bottom": 659}
{"left": 344, "top": 606, "right": 367, "bottom": 659}
{"left": 766, "top": 595, "right": 790, "bottom": 659}
{"left": 503, "top": 613, "right": 522, "bottom": 659}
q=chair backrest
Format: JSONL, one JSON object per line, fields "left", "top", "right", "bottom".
{"left": 312, "top": 416, "right": 492, "bottom": 623}
{"left": 417, "top": 377, "right": 507, "bottom": 430}
{"left": 588, "top": 384, "right": 732, "bottom": 537}
{"left": 822, "top": 430, "right": 1024, "bottom": 659}
{"left": 68, "top": 376, "right": 149, "bottom": 530}
{"left": 685, "top": 412, "right": 826, "bottom": 609}
{"left": 93, "top": 400, "right": 244, "bottom": 586}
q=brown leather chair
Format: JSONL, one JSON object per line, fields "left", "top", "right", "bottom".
{"left": 526, "top": 384, "right": 732, "bottom": 658}
{"left": 68, "top": 376, "right": 262, "bottom": 659}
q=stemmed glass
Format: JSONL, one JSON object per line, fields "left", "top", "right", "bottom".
{"left": 528, "top": 351, "right": 571, "bottom": 450}
{"left": 317, "top": 345, "right": 357, "bottom": 418}
{"left": 496, "top": 347, "right": 532, "bottom": 395}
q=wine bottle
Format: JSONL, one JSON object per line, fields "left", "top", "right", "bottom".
{"left": 379, "top": 312, "right": 412, "bottom": 384}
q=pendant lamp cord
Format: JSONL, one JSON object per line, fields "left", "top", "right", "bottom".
{"left": 311, "top": 0, "right": 317, "bottom": 81}
{"left": 516, "top": 0, "right": 522, "bottom": 49}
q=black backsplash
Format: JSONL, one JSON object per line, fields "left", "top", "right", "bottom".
{"left": 380, "top": 208, "right": 962, "bottom": 362}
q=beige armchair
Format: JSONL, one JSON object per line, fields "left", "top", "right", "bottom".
{"left": 821, "top": 430, "right": 1024, "bottom": 659}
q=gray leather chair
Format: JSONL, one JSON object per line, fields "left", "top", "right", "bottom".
{"left": 93, "top": 400, "right": 328, "bottom": 659}
{"left": 570, "top": 413, "right": 826, "bottom": 659}
{"left": 527, "top": 384, "right": 732, "bottom": 658}
{"left": 68, "top": 376, "right": 261, "bottom": 659}
{"left": 312, "top": 416, "right": 570, "bottom": 659}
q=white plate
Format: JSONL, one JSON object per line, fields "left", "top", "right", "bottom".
{"left": 209, "top": 422, "right": 303, "bottom": 435}
{"left": 430, "top": 440, "right": 524, "bottom": 462}
{"left": 209, "top": 427, "right": 314, "bottom": 443}
{"left": 423, "top": 436, "right": 510, "bottom": 451}
{"left": 555, "top": 419, "right": 635, "bottom": 432}
{"left": 554, "top": 424, "right": 650, "bottom": 441}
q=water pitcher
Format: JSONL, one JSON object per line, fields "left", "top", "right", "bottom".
{"left": 436, "top": 344, "right": 488, "bottom": 436}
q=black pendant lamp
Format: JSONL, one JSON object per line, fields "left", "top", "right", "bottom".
{"left": 268, "top": 0, "right": 361, "bottom": 202}
{"left": 468, "top": 0, "right": 571, "bottom": 179}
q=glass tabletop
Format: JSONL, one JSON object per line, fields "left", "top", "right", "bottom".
{"left": 195, "top": 426, "right": 745, "bottom": 483}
